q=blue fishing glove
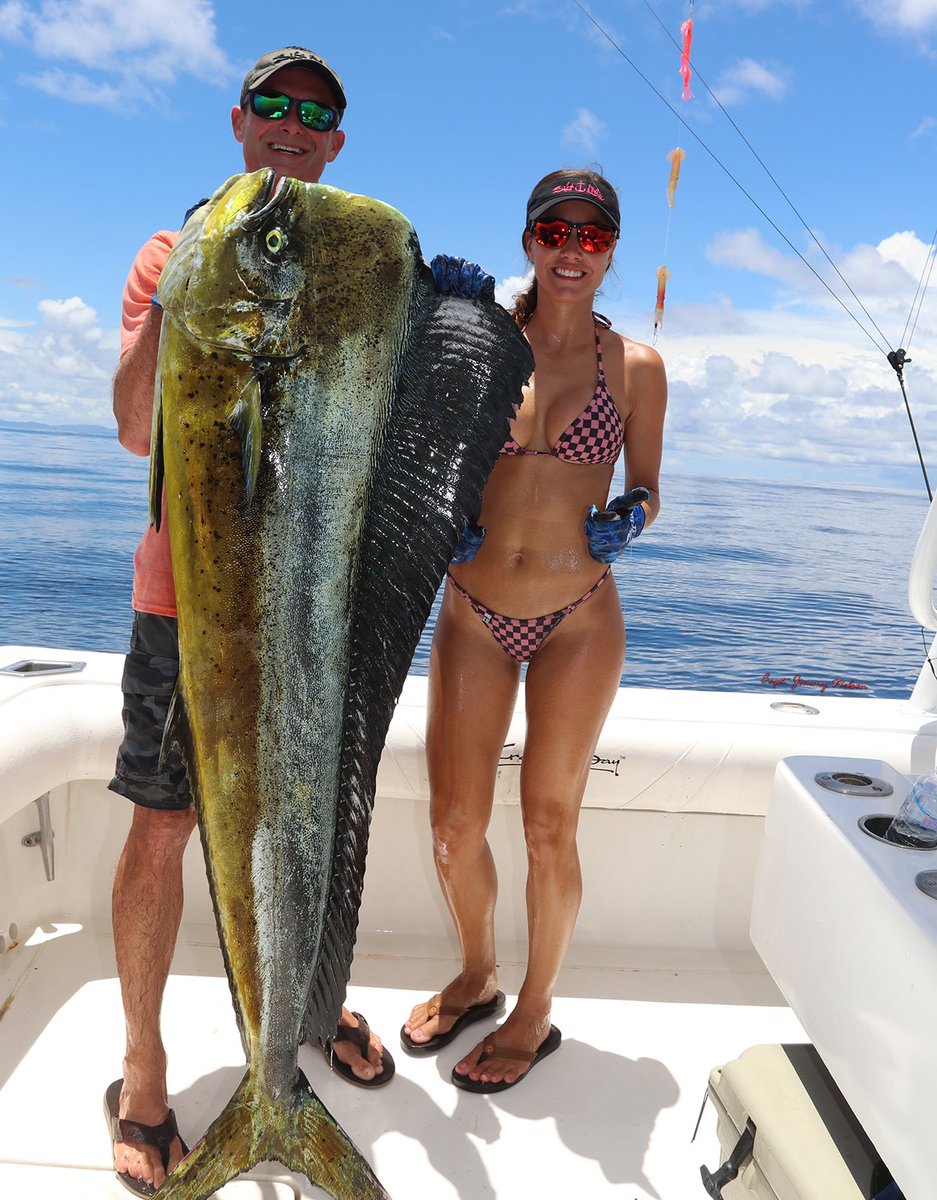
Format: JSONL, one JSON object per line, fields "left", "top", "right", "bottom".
{"left": 584, "top": 487, "right": 650, "bottom": 564}
{"left": 431, "top": 254, "right": 495, "bottom": 301}
{"left": 451, "top": 520, "right": 486, "bottom": 564}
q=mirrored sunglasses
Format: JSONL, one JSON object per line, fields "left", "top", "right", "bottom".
{"left": 248, "top": 90, "right": 339, "bottom": 132}
{"left": 531, "top": 219, "right": 617, "bottom": 254}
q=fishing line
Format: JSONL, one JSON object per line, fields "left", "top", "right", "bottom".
{"left": 919, "top": 626, "right": 937, "bottom": 683}
{"left": 636, "top": 0, "right": 895, "bottom": 356}
{"left": 571, "top": 0, "right": 891, "bottom": 357}
{"left": 900, "top": 223, "right": 937, "bottom": 353}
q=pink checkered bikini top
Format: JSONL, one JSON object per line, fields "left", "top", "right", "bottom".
{"left": 499, "top": 323, "right": 624, "bottom": 465}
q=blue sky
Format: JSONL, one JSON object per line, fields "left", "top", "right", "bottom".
{"left": 1, "top": 0, "right": 935, "bottom": 489}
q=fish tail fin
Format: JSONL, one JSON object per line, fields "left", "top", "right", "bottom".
{"left": 227, "top": 374, "right": 263, "bottom": 503}
{"left": 273, "top": 1070, "right": 391, "bottom": 1200}
{"left": 154, "top": 1071, "right": 390, "bottom": 1200}
{"left": 150, "top": 1074, "right": 258, "bottom": 1200}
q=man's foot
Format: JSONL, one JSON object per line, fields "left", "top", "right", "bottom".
{"left": 452, "top": 1011, "right": 561, "bottom": 1091}
{"left": 105, "top": 1078, "right": 188, "bottom": 1196}
{"left": 400, "top": 981, "right": 505, "bottom": 1054}
{"left": 325, "top": 1007, "right": 395, "bottom": 1087}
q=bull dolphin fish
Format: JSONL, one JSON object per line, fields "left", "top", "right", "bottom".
{"left": 148, "top": 169, "right": 533, "bottom": 1200}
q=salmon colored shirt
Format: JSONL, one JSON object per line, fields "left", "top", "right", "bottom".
{"left": 121, "top": 230, "right": 179, "bottom": 616}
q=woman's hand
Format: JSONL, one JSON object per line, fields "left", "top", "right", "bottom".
{"left": 584, "top": 487, "right": 649, "bottom": 563}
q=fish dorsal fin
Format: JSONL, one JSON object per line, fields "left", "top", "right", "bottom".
{"left": 148, "top": 374, "right": 165, "bottom": 531}
{"left": 227, "top": 374, "right": 263, "bottom": 504}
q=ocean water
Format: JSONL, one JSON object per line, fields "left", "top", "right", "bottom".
{"left": 0, "top": 420, "right": 929, "bottom": 699}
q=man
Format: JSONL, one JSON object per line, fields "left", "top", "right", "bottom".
{"left": 107, "top": 47, "right": 392, "bottom": 1196}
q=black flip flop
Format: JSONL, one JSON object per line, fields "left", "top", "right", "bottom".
{"left": 323, "top": 1010, "right": 395, "bottom": 1088}
{"left": 451, "top": 1024, "right": 562, "bottom": 1093}
{"left": 400, "top": 989, "right": 506, "bottom": 1055}
{"left": 104, "top": 1078, "right": 189, "bottom": 1197}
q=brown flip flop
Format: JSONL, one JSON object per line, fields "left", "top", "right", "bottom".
{"left": 451, "top": 1024, "right": 562, "bottom": 1092}
{"left": 323, "top": 1010, "right": 395, "bottom": 1088}
{"left": 104, "top": 1078, "right": 189, "bottom": 1197}
{"left": 400, "top": 989, "right": 506, "bottom": 1055}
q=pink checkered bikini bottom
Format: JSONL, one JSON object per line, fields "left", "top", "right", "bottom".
{"left": 447, "top": 568, "right": 611, "bottom": 663}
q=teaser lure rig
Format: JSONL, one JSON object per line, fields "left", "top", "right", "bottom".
{"left": 573, "top": 0, "right": 935, "bottom": 501}
{"left": 653, "top": 0, "right": 693, "bottom": 344}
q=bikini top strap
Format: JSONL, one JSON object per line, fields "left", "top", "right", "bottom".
{"left": 593, "top": 316, "right": 606, "bottom": 381}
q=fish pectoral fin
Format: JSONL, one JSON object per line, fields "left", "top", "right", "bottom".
{"left": 160, "top": 683, "right": 194, "bottom": 773}
{"left": 154, "top": 1072, "right": 390, "bottom": 1200}
{"left": 227, "top": 373, "right": 263, "bottom": 504}
{"left": 148, "top": 375, "right": 165, "bottom": 530}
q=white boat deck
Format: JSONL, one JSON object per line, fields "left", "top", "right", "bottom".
{"left": 0, "top": 922, "right": 804, "bottom": 1200}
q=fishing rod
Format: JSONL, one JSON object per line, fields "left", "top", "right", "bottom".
{"left": 573, "top": 0, "right": 934, "bottom": 498}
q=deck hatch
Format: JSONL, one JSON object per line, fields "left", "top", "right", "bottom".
{"left": 0, "top": 659, "right": 86, "bottom": 677}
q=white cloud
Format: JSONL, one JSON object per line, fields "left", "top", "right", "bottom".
{"left": 853, "top": 0, "right": 937, "bottom": 33}
{"left": 38, "top": 296, "right": 102, "bottom": 331}
{"left": 25, "top": 68, "right": 122, "bottom": 106}
{"left": 562, "top": 107, "right": 606, "bottom": 154}
{"left": 706, "top": 227, "right": 815, "bottom": 290}
{"left": 0, "top": 0, "right": 231, "bottom": 105}
{"left": 659, "top": 326, "right": 937, "bottom": 477}
{"left": 495, "top": 270, "right": 533, "bottom": 310}
{"left": 712, "top": 58, "right": 787, "bottom": 107}
{"left": 598, "top": 227, "right": 937, "bottom": 483}
{"left": 911, "top": 115, "right": 937, "bottom": 139}
{"left": 0, "top": 1, "right": 27, "bottom": 38}
{"left": 0, "top": 294, "right": 118, "bottom": 423}
{"left": 705, "top": 227, "right": 936, "bottom": 327}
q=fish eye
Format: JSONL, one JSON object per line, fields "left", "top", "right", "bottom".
{"left": 265, "top": 228, "right": 286, "bottom": 254}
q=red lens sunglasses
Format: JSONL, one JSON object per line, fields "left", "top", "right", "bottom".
{"left": 530, "top": 219, "right": 617, "bottom": 254}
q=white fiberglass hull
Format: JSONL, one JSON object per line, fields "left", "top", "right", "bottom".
{"left": 1, "top": 643, "right": 929, "bottom": 1198}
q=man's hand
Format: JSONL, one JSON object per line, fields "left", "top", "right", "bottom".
{"left": 451, "top": 520, "right": 486, "bottom": 564}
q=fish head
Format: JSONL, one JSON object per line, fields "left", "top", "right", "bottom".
{"left": 158, "top": 169, "right": 427, "bottom": 363}
{"left": 157, "top": 169, "right": 313, "bottom": 359}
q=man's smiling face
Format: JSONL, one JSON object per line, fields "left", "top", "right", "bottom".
{"left": 231, "top": 64, "right": 345, "bottom": 184}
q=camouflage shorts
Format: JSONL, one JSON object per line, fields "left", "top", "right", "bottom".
{"left": 108, "top": 612, "right": 193, "bottom": 810}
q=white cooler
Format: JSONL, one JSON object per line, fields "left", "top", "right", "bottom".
{"left": 699, "top": 1044, "right": 902, "bottom": 1200}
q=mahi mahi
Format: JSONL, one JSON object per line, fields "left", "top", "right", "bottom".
{"left": 148, "top": 169, "right": 533, "bottom": 1199}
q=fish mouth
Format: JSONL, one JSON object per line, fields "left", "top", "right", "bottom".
{"left": 242, "top": 171, "right": 296, "bottom": 233}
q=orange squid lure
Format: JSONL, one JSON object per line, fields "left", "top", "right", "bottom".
{"left": 666, "top": 147, "right": 686, "bottom": 208}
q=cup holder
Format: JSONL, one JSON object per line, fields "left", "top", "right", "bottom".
{"left": 859, "top": 813, "right": 937, "bottom": 850}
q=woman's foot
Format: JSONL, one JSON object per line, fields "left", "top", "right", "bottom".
{"left": 401, "top": 975, "right": 503, "bottom": 1052}
{"left": 452, "top": 1007, "right": 556, "bottom": 1088}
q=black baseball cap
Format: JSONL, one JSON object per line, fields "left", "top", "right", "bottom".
{"left": 240, "top": 46, "right": 347, "bottom": 117}
{"left": 526, "top": 174, "right": 620, "bottom": 233}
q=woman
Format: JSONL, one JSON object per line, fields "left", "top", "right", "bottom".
{"left": 401, "top": 169, "right": 667, "bottom": 1091}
